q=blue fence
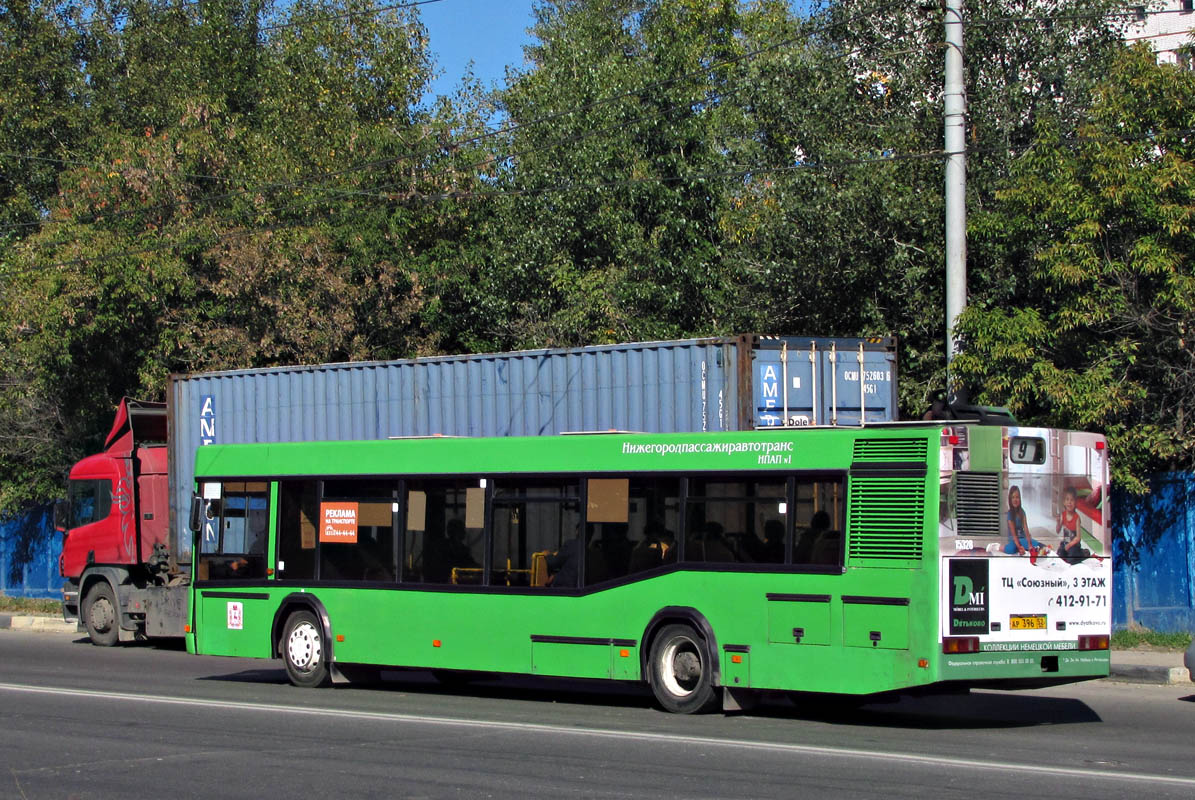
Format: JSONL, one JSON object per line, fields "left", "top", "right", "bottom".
{"left": 5, "top": 474, "right": 1195, "bottom": 631}
{"left": 0, "top": 504, "right": 61, "bottom": 600}
{"left": 1113, "top": 473, "right": 1195, "bottom": 633}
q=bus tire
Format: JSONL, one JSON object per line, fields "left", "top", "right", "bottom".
{"left": 282, "top": 610, "right": 330, "bottom": 688}
{"left": 648, "top": 624, "right": 719, "bottom": 714}
{"left": 82, "top": 581, "right": 119, "bottom": 647}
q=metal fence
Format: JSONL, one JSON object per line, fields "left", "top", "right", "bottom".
{"left": 1114, "top": 473, "right": 1195, "bottom": 633}
{"left": 0, "top": 505, "right": 60, "bottom": 600}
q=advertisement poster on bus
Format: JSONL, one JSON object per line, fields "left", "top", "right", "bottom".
{"left": 937, "top": 427, "right": 1112, "bottom": 646}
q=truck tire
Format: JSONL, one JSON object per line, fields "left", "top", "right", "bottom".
{"left": 282, "top": 610, "right": 331, "bottom": 688}
{"left": 648, "top": 624, "right": 719, "bottom": 714}
{"left": 82, "top": 581, "right": 119, "bottom": 647}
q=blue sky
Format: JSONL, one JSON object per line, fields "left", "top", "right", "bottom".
{"left": 418, "top": 1, "right": 817, "bottom": 102}
{"left": 421, "top": 1, "right": 538, "bottom": 101}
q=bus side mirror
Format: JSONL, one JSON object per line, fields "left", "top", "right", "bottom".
{"left": 189, "top": 495, "right": 204, "bottom": 537}
{"left": 53, "top": 499, "right": 69, "bottom": 533}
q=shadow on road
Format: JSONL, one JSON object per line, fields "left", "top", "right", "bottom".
{"left": 194, "top": 665, "right": 1101, "bottom": 729}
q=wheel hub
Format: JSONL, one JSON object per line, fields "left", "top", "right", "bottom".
{"left": 674, "top": 651, "right": 701, "bottom": 682}
{"left": 88, "top": 596, "right": 115, "bottom": 632}
{"left": 287, "top": 622, "right": 321, "bottom": 673}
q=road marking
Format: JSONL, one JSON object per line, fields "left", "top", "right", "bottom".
{"left": 3, "top": 681, "right": 1194, "bottom": 788}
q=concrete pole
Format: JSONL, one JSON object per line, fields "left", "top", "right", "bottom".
{"left": 944, "top": 0, "right": 967, "bottom": 371}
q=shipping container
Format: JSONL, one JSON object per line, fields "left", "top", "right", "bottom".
{"left": 167, "top": 335, "right": 898, "bottom": 562}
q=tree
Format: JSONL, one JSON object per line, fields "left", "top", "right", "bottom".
{"left": 474, "top": 0, "right": 758, "bottom": 349}
{"left": 718, "top": 0, "right": 1128, "bottom": 413}
{"left": 955, "top": 45, "right": 1195, "bottom": 491}
{"left": 0, "top": 1, "right": 90, "bottom": 238}
{"left": 0, "top": 0, "right": 471, "bottom": 513}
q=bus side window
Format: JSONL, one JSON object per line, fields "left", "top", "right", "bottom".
{"left": 586, "top": 477, "right": 680, "bottom": 584}
{"left": 318, "top": 479, "right": 398, "bottom": 583}
{"left": 684, "top": 478, "right": 786, "bottom": 564}
{"left": 278, "top": 480, "right": 318, "bottom": 581}
{"left": 492, "top": 478, "right": 580, "bottom": 588}
{"left": 197, "top": 482, "right": 269, "bottom": 581}
{"left": 792, "top": 478, "right": 845, "bottom": 567}
{"left": 404, "top": 480, "right": 484, "bottom": 585}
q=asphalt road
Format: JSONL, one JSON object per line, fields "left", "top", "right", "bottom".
{"left": 2, "top": 630, "right": 1194, "bottom": 799}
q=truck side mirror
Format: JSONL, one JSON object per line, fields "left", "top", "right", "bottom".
{"left": 53, "top": 499, "right": 69, "bottom": 533}
{"left": 189, "top": 495, "right": 204, "bottom": 536}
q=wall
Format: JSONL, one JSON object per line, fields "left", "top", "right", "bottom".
{"left": 0, "top": 505, "right": 60, "bottom": 600}
{"left": 1114, "top": 473, "right": 1195, "bottom": 632}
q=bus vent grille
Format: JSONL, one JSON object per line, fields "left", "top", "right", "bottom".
{"left": 852, "top": 438, "right": 928, "bottom": 463}
{"left": 848, "top": 476, "right": 926, "bottom": 564}
{"left": 955, "top": 472, "right": 1002, "bottom": 538}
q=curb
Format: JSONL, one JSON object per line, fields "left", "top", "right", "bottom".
{"left": 1107, "top": 664, "right": 1192, "bottom": 686}
{"left": 0, "top": 614, "right": 79, "bottom": 634}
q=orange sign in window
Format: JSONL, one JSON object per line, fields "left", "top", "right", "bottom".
{"left": 320, "top": 502, "right": 359, "bottom": 544}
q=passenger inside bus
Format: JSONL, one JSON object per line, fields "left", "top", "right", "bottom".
{"left": 686, "top": 521, "right": 736, "bottom": 562}
{"left": 794, "top": 510, "right": 831, "bottom": 564}
{"left": 628, "top": 526, "right": 676, "bottom": 572}
{"left": 429, "top": 519, "right": 480, "bottom": 583}
{"left": 762, "top": 519, "right": 786, "bottom": 563}
{"left": 546, "top": 532, "right": 583, "bottom": 588}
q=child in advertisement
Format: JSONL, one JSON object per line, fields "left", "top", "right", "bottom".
{"left": 1003, "top": 485, "right": 1043, "bottom": 556}
{"left": 1057, "top": 486, "right": 1092, "bottom": 564}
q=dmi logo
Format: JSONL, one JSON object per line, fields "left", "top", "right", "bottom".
{"left": 949, "top": 559, "right": 990, "bottom": 635}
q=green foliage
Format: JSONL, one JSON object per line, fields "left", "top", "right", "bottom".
{"left": 0, "top": 0, "right": 462, "bottom": 510}
{"left": 0, "top": 0, "right": 1185, "bottom": 512}
{"left": 0, "top": 0, "right": 91, "bottom": 233}
{"left": 957, "top": 46, "right": 1195, "bottom": 491}
{"left": 477, "top": 0, "right": 760, "bottom": 349}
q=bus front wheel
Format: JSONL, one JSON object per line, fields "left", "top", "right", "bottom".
{"left": 648, "top": 624, "right": 719, "bottom": 714}
{"left": 282, "top": 610, "right": 330, "bottom": 688}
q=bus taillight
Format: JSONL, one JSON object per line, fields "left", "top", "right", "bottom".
{"left": 1078, "top": 635, "right": 1109, "bottom": 651}
{"left": 942, "top": 637, "right": 980, "bottom": 654}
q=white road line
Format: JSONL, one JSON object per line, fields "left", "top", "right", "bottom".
{"left": 3, "top": 681, "right": 1193, "bottom": 788}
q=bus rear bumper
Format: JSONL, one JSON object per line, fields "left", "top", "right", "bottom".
{"left": 938, "top": 649, "right": 1110, "bottom": 684}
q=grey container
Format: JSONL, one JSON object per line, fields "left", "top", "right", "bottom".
{"left": 168, "top": 334, "right": 898, "bottom": 560}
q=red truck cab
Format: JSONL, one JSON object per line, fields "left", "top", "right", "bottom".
{"left": 58, "top": 398, "right": 179, "bottom": 644}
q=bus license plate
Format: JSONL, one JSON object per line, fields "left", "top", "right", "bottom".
{"left": 1009, "top": 614, "right": 1046, "bottom": 630}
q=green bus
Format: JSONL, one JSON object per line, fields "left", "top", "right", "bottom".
{"left": 186, "top": 423, "right": 1112, "bottom": 713}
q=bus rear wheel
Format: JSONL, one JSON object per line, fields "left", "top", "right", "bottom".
{"left": 649, "top": 624, "right": 719, "bottom": 714}
{"left": 282, "top": 610, "right": 330, "bottom": 688}
{"left": 82, "top": 581, "right": 119, "bottom": 647}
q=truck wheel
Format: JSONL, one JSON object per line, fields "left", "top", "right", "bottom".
{"left": 282, "top": 610, "right": 330, "bottom": 688}
{"left": 82, "top": 582, "right": 119, "bottom": 647}
{"left": 648, "top": 624, "right": 719, "bottom": 714}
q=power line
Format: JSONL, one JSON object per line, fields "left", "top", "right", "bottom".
{"left": 967, "top": 5, "right": 1195, "bottom": 26}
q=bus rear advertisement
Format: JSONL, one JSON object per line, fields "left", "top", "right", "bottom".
{"left": 186, "top": 423, "right": 1110, "bottom": 713}
{"left": 937, "top": 426, "right": 1111, "bottom": 682}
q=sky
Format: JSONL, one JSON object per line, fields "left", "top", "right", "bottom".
{"left": 420, "top": 1, "right": 539, "bottom": 102}
{"left": 417, "top": 1, "right": 816, "bottom": 103}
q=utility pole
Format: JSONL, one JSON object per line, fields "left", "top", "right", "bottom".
{"left": 944, "top": 0, "right": 966, "bottom": 376}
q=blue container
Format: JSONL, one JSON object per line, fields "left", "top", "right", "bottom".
{"left": 168, "top": 335, "right": 899, "bottom": 560}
